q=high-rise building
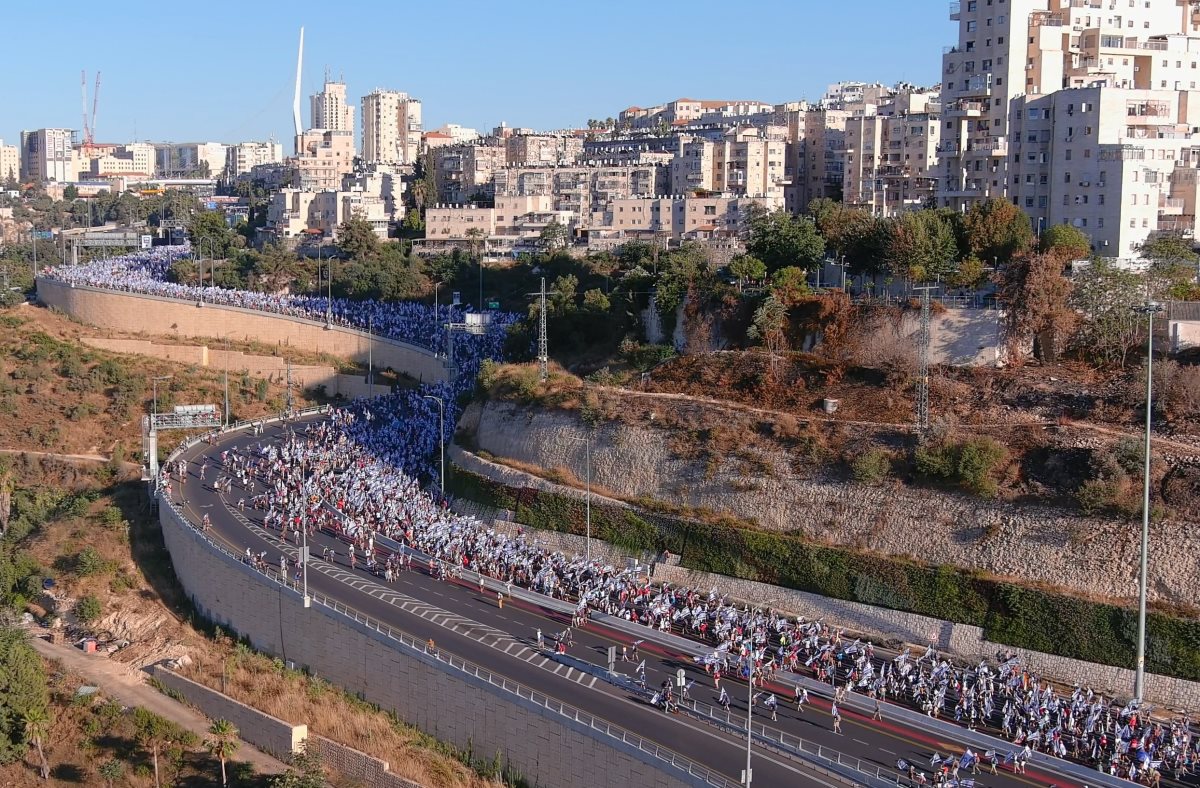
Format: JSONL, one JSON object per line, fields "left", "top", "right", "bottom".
{"left": 19, "top": 128, "right": 76, "bottom": 183}
{"left": 310, "top": 76, "right": 353, "bottom": 134}
{"left": 670, "top": 126, "right": 789, "bottom": 209}
{"left": 0, "top": 140, "right": 18, "bottom": 184}
{"left": 361, "top": 89, "right": 423, "bottom": 165}
{"left": 842, "top": 88, "right": 942, "bottom": 217}
{"left": 154, "top": 142, "right": 229, "bottom": 177}
{"left": 938, "top": 0, "right": 1200, "bottom": 256}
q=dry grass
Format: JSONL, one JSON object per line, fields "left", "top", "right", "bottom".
{"left": 180, "top": 644, "right": 503, "bottom": 788}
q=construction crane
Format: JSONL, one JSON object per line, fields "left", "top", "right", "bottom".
{"left": 80, "top": 70, "right": 101, "bottom": 152}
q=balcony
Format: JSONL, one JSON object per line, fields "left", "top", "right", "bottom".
{"left": 1159, "top": 196, "right": 1186, "bottom": 215}
{"left": 968, "top": 138, "right": 1008, "bottom": 156}
{"left": 949, "top": 1, "right": 960, "bottom": 20}
{"left": 945, "top": 100, "right": 986, "bottom": 117}
{"left": 937, "top": 141, "right": 960, "bottom": 154}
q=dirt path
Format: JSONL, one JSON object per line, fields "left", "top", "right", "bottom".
{"left": 25, "top": 629, "right": 287, "bottom": 776}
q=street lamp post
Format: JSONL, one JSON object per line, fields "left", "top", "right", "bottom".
{"left": 222, "top": 336, "right": 230, "bottom": 429}
{"left": 744, "top": 663, "right": 754, "bottom": 787}
{"left": 423, "top": 395, "right": 445, "bottom": 496}
{"left": 433, "top": 281, "right": 442, "bottom": 357}
{"left": 319, "top": 241, "right": 332, "bottom": 328}
{"left": 568, "top": 434, "right": 593, "bottom": 562}
{"left": 301, "top": 519, "right": 310, "bottom": 608}
{"left": 1133, "top": 301, "right": 1164, "bottom": 703}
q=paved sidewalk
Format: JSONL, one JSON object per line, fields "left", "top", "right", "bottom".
{"left": 26, "top": 630, "right": 287, "bottom": 776}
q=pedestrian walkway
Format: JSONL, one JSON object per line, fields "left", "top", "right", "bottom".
{"left": 25, "top": 628, "right": 286, "bottom": 776}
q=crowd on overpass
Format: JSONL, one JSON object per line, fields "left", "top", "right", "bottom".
{"left": 39, "top": 246, "right": 519, "bottom": 360}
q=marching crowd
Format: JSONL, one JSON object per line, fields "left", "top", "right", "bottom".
{"left": 40, "top": 246, "right": 519, "bottom": 360}
{"left": 47, "top": 248, "right": 1196, "bottom": 787}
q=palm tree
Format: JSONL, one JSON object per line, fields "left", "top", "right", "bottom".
{"left": 411, "top": 179, "right": 429, "bottom": 211}
{"left": 98, "top": 759, "right": 123, "bottom": 788}
{"left": 23, "top": 706, "right": 51, "bottom": 780}
{"left": 464, "top": 227, "right": 486, "bottom": 261}
{"left": 204, "top": 719, "right": 240, "bottom": 787}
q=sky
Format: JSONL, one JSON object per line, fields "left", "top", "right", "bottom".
{"left": 0, "top": 0, "right": 955, "bottom": 148}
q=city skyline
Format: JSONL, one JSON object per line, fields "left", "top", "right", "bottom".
{"left": 0, "top": 0, "right": 952, "bottom": 148}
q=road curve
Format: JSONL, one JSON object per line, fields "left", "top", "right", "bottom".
{"left": 166, "top": 415, "right": 1113, "bottom": 788}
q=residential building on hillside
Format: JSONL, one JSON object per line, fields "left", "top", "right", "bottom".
{"left": 428, "top": 124, "right": 480, "bottom": 145}
{"left": 618, "top": 98, "right": 774, "bottom": 130}
{"left": 86, "top": 143, "right": 155, "bottom": 179}
{"left": 361, "top": 89, "right": 423, "bottom": 165}
{"left": 431, "top": 141, "right": 507, "bottom": 204}
{"left": 0, "top": 141, "right": 18, "bottom": 183}
{"left": 294, "top": 129, "right": 355, "bottom": 191}
{"left": 939, "top": 0, "right": 1200, "bottom": 254}
{"left": 311, "top": 77, "right": 354, "bottom": 134}
{"left": 264, "top": 187, "right": 389, "bottom": 242}
{"left": 493, "top": 161, "right": 670, "bottom": 217}
{"left": 19, "top": 128, "right": 76, "bottom": 183}
{"left": 669, "top": 126, "right": 789, "bottom": 209}
{"left": 785, "top": 108, "right": 850, "bottom": 212}
{"left": 843, "top": 88, "right": 942, "bottom": 216}
{"left": 504, "top": 133, "right": 584, "bottom": 166}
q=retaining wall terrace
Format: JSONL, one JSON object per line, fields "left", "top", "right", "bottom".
{"left": 37, "top": 278, "right": 447, "bottom": 384}
{"left": 157, "top": 498, "right": 706, "bottom": 788}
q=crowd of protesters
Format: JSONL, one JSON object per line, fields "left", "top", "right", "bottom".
{"left": 48, "top": 247, "right": 1195, "bottom": 787}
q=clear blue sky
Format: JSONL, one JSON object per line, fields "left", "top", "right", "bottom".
{"left": 0, "top": 0, "right": 954, "bottom": 148}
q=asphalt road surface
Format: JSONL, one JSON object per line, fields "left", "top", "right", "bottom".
{"left": 167, "top": 417, "right": 1115, "bottom": 788}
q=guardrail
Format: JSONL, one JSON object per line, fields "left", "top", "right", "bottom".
{"left": 161, "top": 424, "right": 740, "bottom": 788}
{"left": 168, "top": 413, "right": 1134, "bottom": 788}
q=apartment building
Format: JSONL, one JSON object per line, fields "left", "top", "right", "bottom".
{"left": 86, "top": 143, "right": 156, "bottom": 179}
{"left": 593, "top": 195, "right": 763, "bottom": 238}
{"left": 940, "top": 0, "right": 1200, "bottom": 255}
{"left": 784, "top": 108, "right": 850, "bottom": 212}
{"left": 294, "top": 129, "right": 356, "bottom": 191}
{"left": 431, "top": 141, "right": 507, "bottom": 204}
{"left": 493, "top": 162, "right": 670, "bottom": 218}
{"left": 669, "top": 126, "right": 789, "bottom": 209}
{"left": 420, "top": 195, "right": 569, "bottom": 253}
{"left": 227, "top": 141, "right": 284, "bottom": 178}
{"left": 504, "top": 133, "right": 584, "bottom": 166}
{"left": 265, "top": 187, "right": 389, "bottom": 241}
{"left": 311, "top": 77, "right": 353, "bottom": 135}
{"left": 0, "top": 141, "right": 18, "bottom": 183}
{"left": 361, "top": 89, "right": 423, "bottom": 165}
{"left": 618, "top": 98, "right": 774, "bottom": 130}
{"left": 154, "top": 142, "right": 228, "bottom": 177}
{"left": 843, "top": 89, "right": 942, "bottom": 216}
{"left": 19, "top": 128, "right": 76, "bottom": 183}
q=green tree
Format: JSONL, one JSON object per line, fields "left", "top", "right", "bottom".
{"left": 581, "top": 288, "right": 610, "bottom": 313}
{"left": 62, "top": 184, "right": 79, "bottom": 201}
{"left": 399, "top": 208, "right": 424, "bottom": 236}
{"left": 188, "top": 210, "right": 235, "bottom": 258}
{"left": 464, "top": 227, "right": 487, "bottom": 261}
{"left": 23, "top": 705, "right": 51, "bottom": 780}
{"left": 74, "top": 594, "right": 102, "bottom": 623}
{"left": 747, "top": 209, "right": 825, "bottom": 273}
{"left": 959, "top": 198, "right": 1034, "bottom": 267}
{"left": 1070, "top": 258, "right": 1145, "bottom": 367}
{"left": 1139, "top": 232, "right": 1200, "bottom": 300}
{"left": 727, "top": 254, "right": 766, "bottom": 289}
{"left": 812, "top": 202, "right": 887, "bottom": 274}
{"left": 883, "top": 210, "right": 959, "bottom": 282}
{"left": 768, "top": 266, "right": 811, "bottom": 307}
{"left": 98, "top": 758, "right": 123, "bottom": 788}
{"left": 0, "top": 628, "right": 50, "bottom": 766}
{"left": 270, "top": 747, "right": 325, "bottom": 788}
{"left": 539, "top": 219, "right": 568, "bottom": 252}
{"left": 337, "top": 216, "right": 382, "bottom": 260}
{"left": 134, "top": 708, "right": 194, "bottom": 788}
{"left": 1039, "top": 223, "right": 1091, "bottom": 261}
{"left": 205, "top": 719, "right": 240, "bottom": 787}
{"left": 747, "top": 294, "right": 789, "bottom": 355}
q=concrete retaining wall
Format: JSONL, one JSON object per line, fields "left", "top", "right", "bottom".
{"left": 38, "top": 278, "right": 447, "bottom": 384}
{"left": 157, "top": 500, "right": 702, "bottom": 788}
{"left": 448, "top": 446, "right": 1200, "bottom": 712}
{"left": 147, "top": 665, "right": 307, "bottom": 760}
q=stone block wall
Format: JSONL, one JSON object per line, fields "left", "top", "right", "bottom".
{"left": 147, "top": 665, "right": 307, "bottom": 760}
{"left": 38, "top": 279, "right": 447, "bottom": 384}
{"left": 309, "top": 737, "right": 423, "bottom": 788}
{"left": 157, "top": 501, "right": 702, "bottom": 788}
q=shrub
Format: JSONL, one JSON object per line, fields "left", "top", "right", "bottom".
{"left": 916, "top": 436, "right": 1007, "bottom": 497}
{"left": 851, "top": 449, "right": 892, "bottom": 484}
{"left": 75, "top": 547, "right": 110, "bottom": 577}
{"left": 74, "top": 595, "right": 102, "bottom": 623}
{"left": 1113, "top": 437, "right": 1144, "bottom": 476}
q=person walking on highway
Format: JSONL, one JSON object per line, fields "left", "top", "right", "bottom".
{"left": 765, "top": 693, "right": 778, "bottom": 722}
{"left": 497, "top": 591, "right": 504, "bottom": 610}
{"left": 535, "top": 629, "right": 544, "bottom": 649}
{"left": 831, "top": 701, "right": 843, "bottom": 734}
{"left": 795, "top": 686, "right": 808, "bottom": 713}
{"left": 718, "top": 686, "right": 731, "bottom": 711}
{"left": 873, "top": 697, "right": 883, "bottom": 721}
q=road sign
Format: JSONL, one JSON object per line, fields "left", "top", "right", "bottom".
{"left": 140, "top": 234, "right": 152, "bottom": 250}
{"left": 486, "top": 299, "right": 500, "bottom": 310}
{"left": 451, "top": 291, "right": 461, "bottom": 306}
{"left": 677, "top": 668, "right": 686, "bottom": 687}
{"left": 31, "top": 231, "right": 53, "bottom": 240}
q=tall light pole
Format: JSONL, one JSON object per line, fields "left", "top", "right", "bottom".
{"left": 423, "top": 395, "right": 445, "bottom": 496}
{"left": 197, "top": 236, "right": 217, "bottom": 305}
{"left": 319, "top": 240, "right": 332, "bottom": 327}
{"left": 368, "top": 316, "right": 374, "bottom": 385}
{"left": 301, "top": 518, "right": 310, "bottom": 608}
{"left": 568, "top": 433, "right": 593, "bottom": 562}
{"left": 744, "top": 660, "right": 754, "bottom": 787}
{"left": 1133, "top": 301, "right": 1164, "bottom": 703}
{"left": 222, "top": 336, "right": 230, "bottom": 429}
{"left": 433, "top": 281, "right": 442, "bottom": 357}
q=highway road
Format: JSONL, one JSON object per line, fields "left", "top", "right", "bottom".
{"left": 167, "top": 416, "right": 1117, "bottom": 788}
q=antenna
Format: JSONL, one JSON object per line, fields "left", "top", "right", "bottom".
{"left": 292, "top": 27, "right": 305, "bottom": 154}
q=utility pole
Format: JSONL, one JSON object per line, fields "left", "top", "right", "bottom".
{"left": 538, "top": 276, "right": 548, "bottom": 382}
{"left": 368, "top": 316, "right": 374, "bottom": 385}
{"left": 423, "top": 395, "right": 445, "bottom": 496}
{"left": 1133, "top": 302, "right": 1164, "bottom": 702}
{"left": 912, "top": 284, "right": 939, "bottom": 437}
{"left": 743, "top": 667, "right": 754, "bottom": 787}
